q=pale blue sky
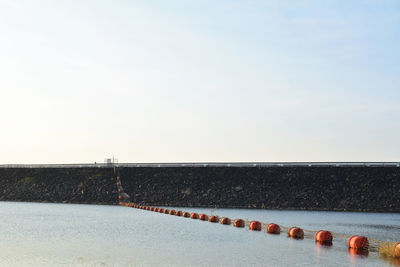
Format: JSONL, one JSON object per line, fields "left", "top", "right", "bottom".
{"left": 0, "top": 0, "right": 399, "bottom": 163}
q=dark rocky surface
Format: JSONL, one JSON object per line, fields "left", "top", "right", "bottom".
{"left": 0, "top": 168, "right": 115, "bottom": 204}
{"left": 0, "top": 167, "right": 399, "bottom": 212}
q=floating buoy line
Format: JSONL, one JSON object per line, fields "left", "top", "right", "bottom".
{"left": 114, "top": 169, "right": 400, "bottom": 262}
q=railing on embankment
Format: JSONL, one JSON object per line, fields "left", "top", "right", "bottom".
{"left": 0, "top": 162, "right": 399, "bottom": 168}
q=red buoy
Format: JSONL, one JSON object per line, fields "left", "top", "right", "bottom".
{"left": 288, "top": 227, "right": 304, "bottom": 239}
{"left": 393, "top": 242, "right": 400, "bottom": 257}
{"left": 220, "top": 217, "right": 231, "bottom": 225}
{"left": 266, "top": 223, "right": 280, "bottom": 234}
{"left": 182, "top": 212, "right": 190, "bottom": 217}
{"left": 209, "top": 216, "right": 219, "bottom": 223}
{"left": 348, "top": 236, "right": 369, "bottom": 250}
{"left": 199, "top": 214, "right": 208, "bottom": 221}
{"left": 118, "top": 195, "right": 122, "bottom": 200}
{"left": 169, "top": 210, "right": 176, "bottom": 215}
{"left": 146, "top": 206, "right": 151, "bottom": 211}
{"left": 233, "top": 219, "right": 245, "bottom": 228}
{"left": 116, "top": 176, "right": 120, "bottom": 180}
{"left": 175, "top": 211, "right": 182, "bottom": 216}
{"left": 116, "top": 182, "right": 121, "bottom": 186}
{"left": 154, "top": 208, "right": 159, "bottom": 212}
{"left": 190, "top": 213, "right": 199, "bottom": 219}
{"left": 315, "top": 230, "right": 333, "bottom": 243}
{"left": 158, "top": 208, "right": 164, "bottom": 213}
{"left": 249, "top": 221, "right": 262, "bottom": 231}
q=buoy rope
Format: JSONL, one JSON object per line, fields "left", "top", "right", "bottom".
{"left": 114, "top": 171, "right": 399, "bottom": 260}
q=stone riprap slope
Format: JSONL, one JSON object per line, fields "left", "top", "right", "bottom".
{"left": 0, "top": 166, "right": 399, "bottom": 212}
{"left": 0, "top": 168, "right": 115, "bottom": 204}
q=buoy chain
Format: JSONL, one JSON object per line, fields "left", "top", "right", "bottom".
{"left": 114, "top": 173, "right": 399, "bottom": 260}
{"left": 121, "top": 202, "right": 400, "bottom": 259}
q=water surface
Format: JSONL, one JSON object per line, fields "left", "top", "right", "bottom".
{"left": 0, "top": 202, "right": 399, "bottom": 266}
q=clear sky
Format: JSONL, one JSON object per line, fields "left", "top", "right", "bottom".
{"left": 0, "top": 0, "right": 399, "bottom": 164}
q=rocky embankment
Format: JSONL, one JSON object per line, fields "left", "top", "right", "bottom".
{"left": 0, "top": 166, "right": 399, "bottom": 212}
{"left": 0, "top": 168, "right": 115, "bottom": 204}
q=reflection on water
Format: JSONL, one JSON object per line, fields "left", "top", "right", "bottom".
{"left": 348, "top": 248, "right": 369, "bottom": 257}
{"left": 0, "top": 202, "right": 399, "bottom": 266}
{"left": 385, "top": 257, "right": 400, "bottom": 266}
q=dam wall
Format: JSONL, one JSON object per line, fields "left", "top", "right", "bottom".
{"left": 0, "top": 165, "right": 399, "bottom": 212}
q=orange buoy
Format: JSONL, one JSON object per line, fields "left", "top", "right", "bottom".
{"left": 348, "top": 236, "right": 369, "bottom": 250}
{"left": 158, "top": 208, "right": 164, "bottom": 213}
{"left": 169, "top": 210, "right": 176, "bottom": 215}
{"left": 199, "top": 214, "right": 208, "bottom": 221}
{"left": 190, "top": 213, "right": 199, "bottom": 219}
{"left": 175, "top": 211, "right": 182, "bottom": 216}
{"left": 220, "top": 217, "right": 231, "bottom": 225}
{"left": 266, "top": 223, "right": 280, "bottom": 234}
{"left": 288, "top": 227, "right": 304, "bottom": 239}
{"left": 154, "top": 208, "right": 159, "bottom": 212}
{"left": 393, "top": 242, "right": 400, "bottom": 258}
{"left": 146, "top": 206, "right": 151, "bottom": 211}
{"left": 315, "top": 230, "right": 333, "bottom": 243}
{"left": 150, "top": 207, "right": 155, "bottom": 211}
{"left": 182, "top": 212, "right": 190, "bottom": 217}
{"left": 233, "top": 219, "right": 245, "bottom": 228}
{"left": 119, "top": 202, "right": 123, "bottom": 205}
{"left": 249, "top": 221, "right": 262, "bottom": 231}
{"left": 164, "top": 209, "right": 169, "bottom": 214}
{"left": 209, "top": 216, "right": 219, "bottom": 223}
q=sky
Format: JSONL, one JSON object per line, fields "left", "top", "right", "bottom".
{"left": 0, "top": 0, "right": 399, "bottom": 164}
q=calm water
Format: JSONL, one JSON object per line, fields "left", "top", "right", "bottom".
{"left": 0, "top": 202, "right": 399, "bottom": 266}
